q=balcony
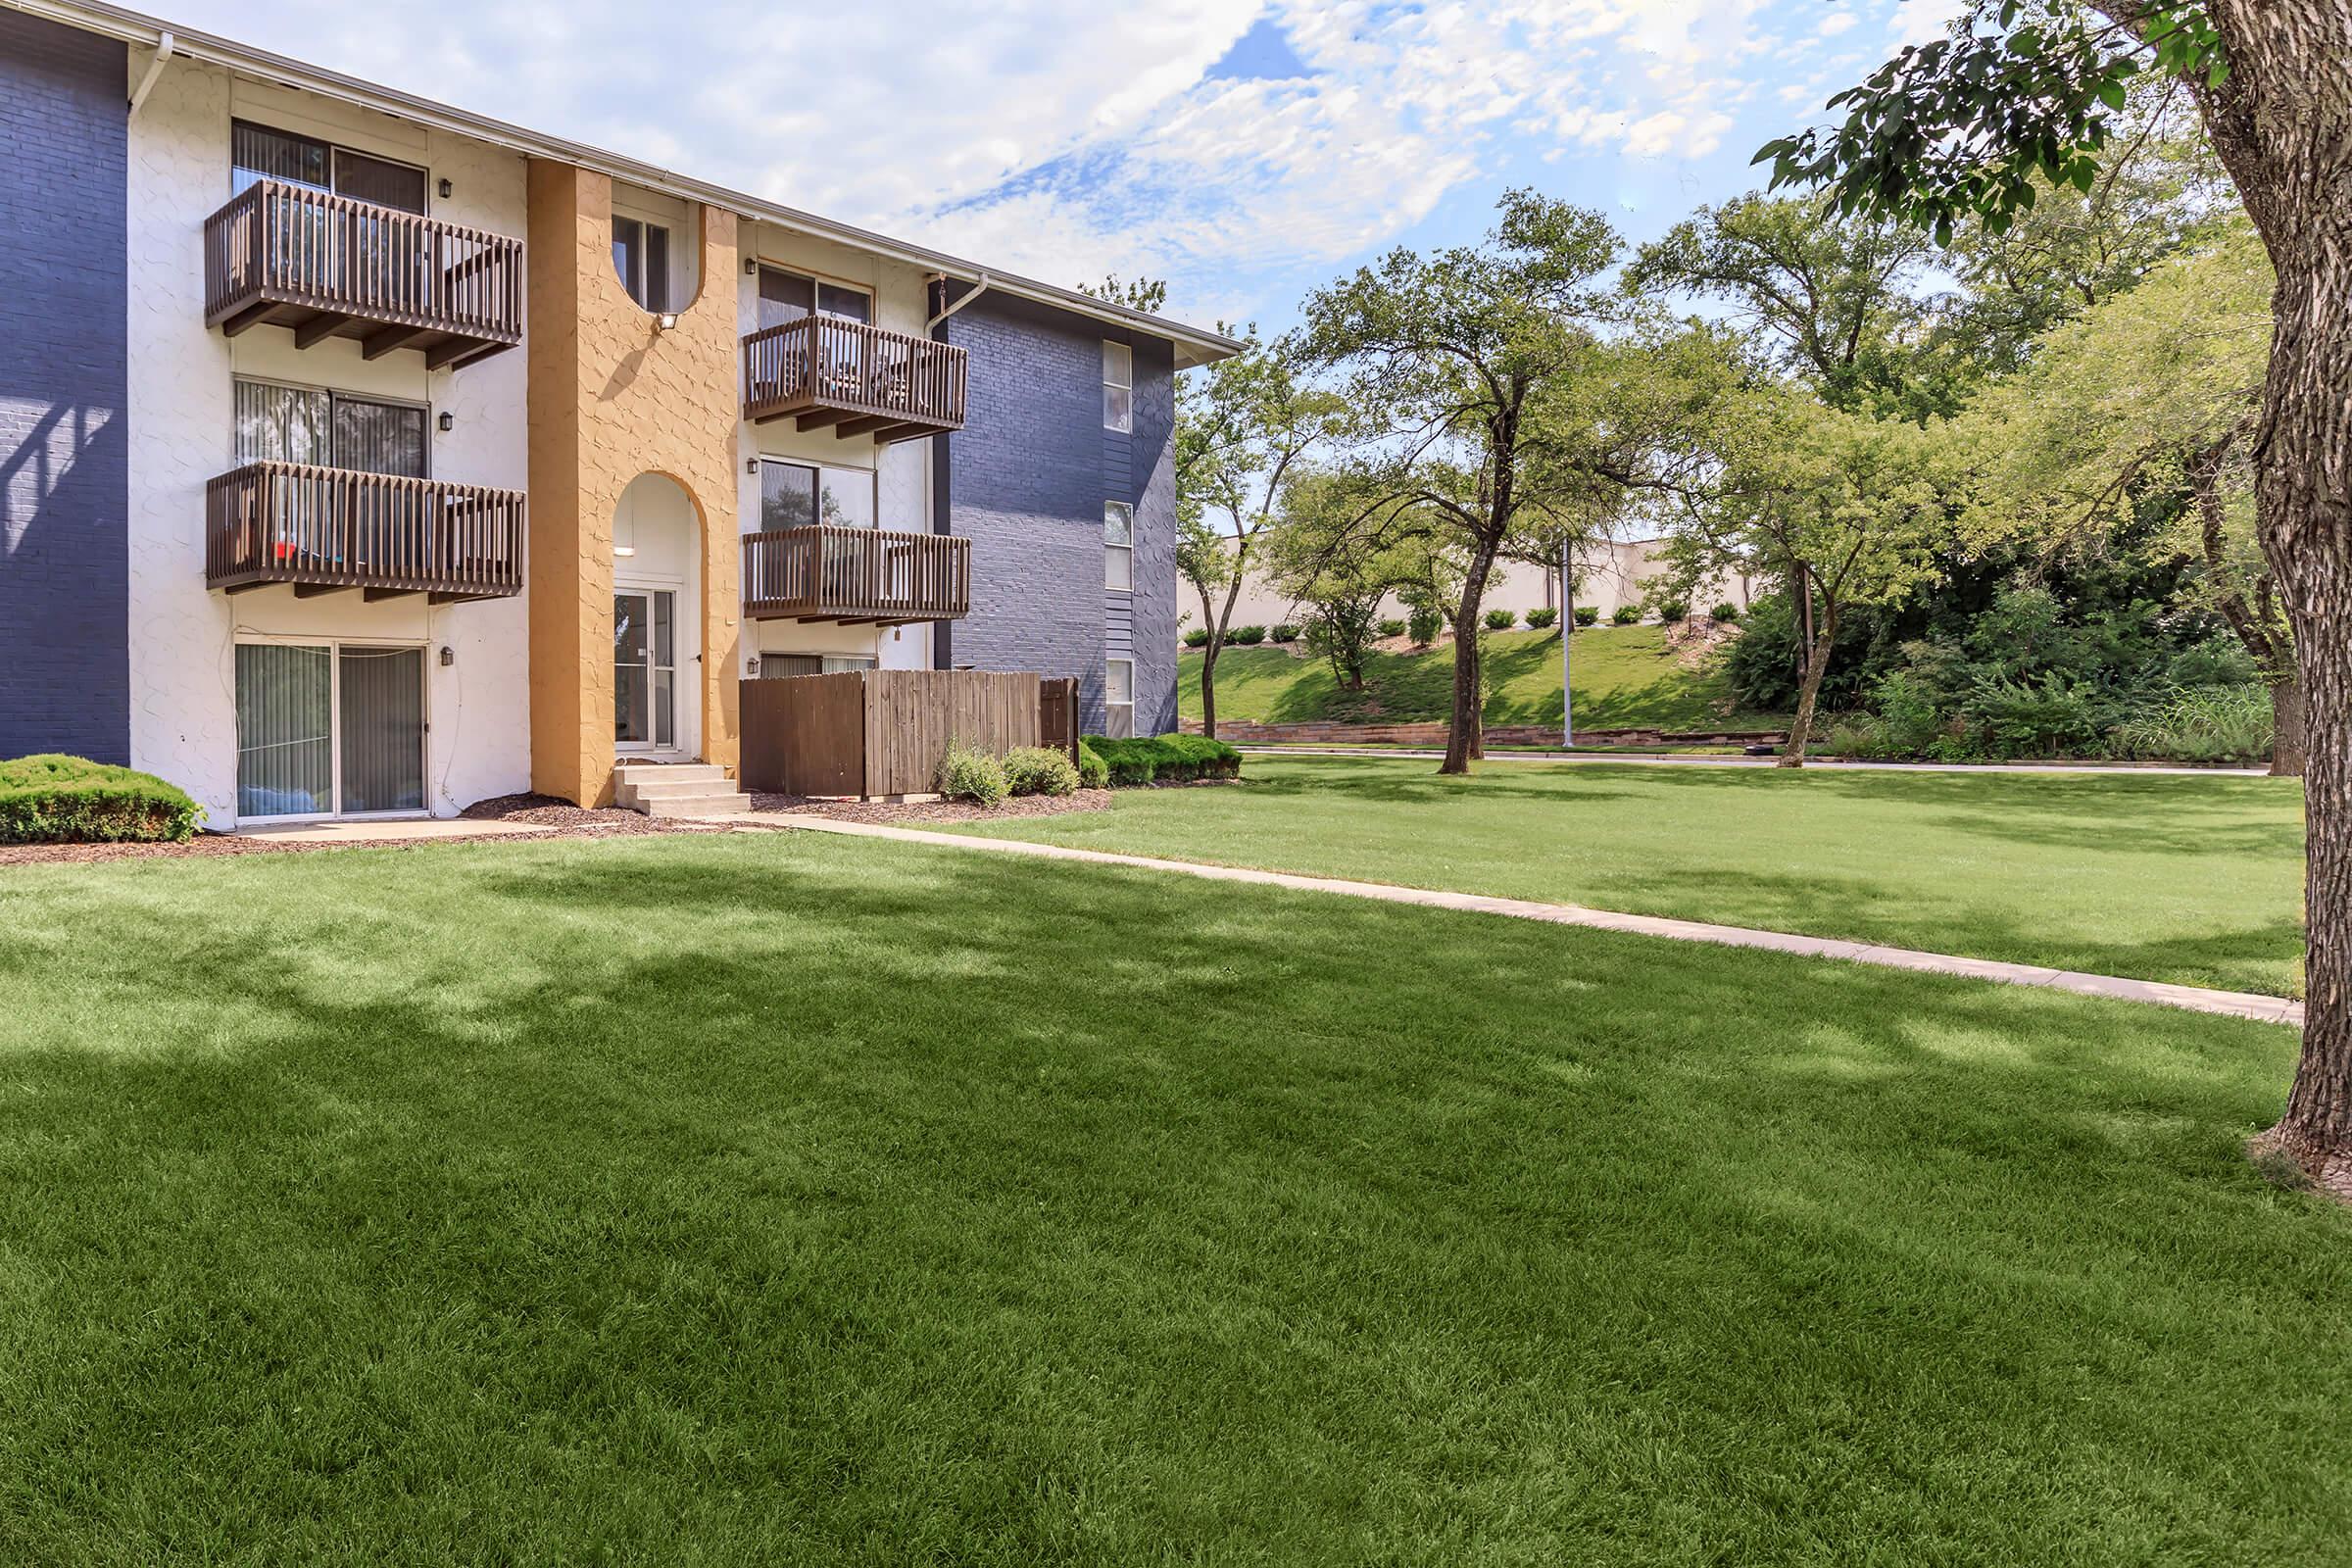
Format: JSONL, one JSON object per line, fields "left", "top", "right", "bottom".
{"left": 742, "top": 526, "right": 969, "bottom": 624}
{"left": 741, "top": 318, "right": 966, "bottom": 444}
{"left": 206, "top": 462, "right": 525, "bottom": 604}
{"left": 203, "top": 180, "right": 524, "bottom": 370}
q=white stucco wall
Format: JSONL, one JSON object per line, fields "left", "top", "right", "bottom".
{"left": 125, "top": 59, "right": 531, "bottom": 823}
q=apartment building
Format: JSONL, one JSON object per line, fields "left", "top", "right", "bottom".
{"left": 0, "top": 2, "right": 1239, "bottom": 823}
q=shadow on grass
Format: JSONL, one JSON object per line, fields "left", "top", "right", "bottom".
{"left": 0, "top": 835, "right": 2341, "bottom": 1561}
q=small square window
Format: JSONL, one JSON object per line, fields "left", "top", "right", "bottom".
{"left": 1102, "top": 340, "right": 1133, "bottom": 433}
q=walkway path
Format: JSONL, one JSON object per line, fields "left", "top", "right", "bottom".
{"left": 743, "top": 813, "right": 2303, "bottom": 1028}
{"left": 1236, "top": 746, "right": 2272, "bottom": 778}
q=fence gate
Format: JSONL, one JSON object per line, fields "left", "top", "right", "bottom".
{"left": 1039, "top": 677, "right": 1079, "bottom": 763}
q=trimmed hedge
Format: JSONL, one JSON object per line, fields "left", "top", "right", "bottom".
{"left": 1483, "top": 609, "right": 1517, "bottom": 631}
{"left": 1079, "top": 734, "right": 1243, "bottom": 787}
{"left": 1574, "top": 606, "right": 1600, "bottom": 626}
{"left": 1003, "top": 746, "right": 1080, "bottom": 798}
{"left": 1525, "top": 607, "right": 1558, "bottom": 629}
{"left": 1182, "top": 626, "right": 1211, "bottom": 648}
{"left": 1229, "top": 625, "right": 1267, "bottom": 646}
{"left": 1075, "top": 740, "right": 1109, "bottom": 790}
{"left": 0, "top": 755, "right": 204, "bottom": 844}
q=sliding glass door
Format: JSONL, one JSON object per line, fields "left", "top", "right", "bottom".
{"left": 235, "top": 642, "right": 425, "bottom": 818}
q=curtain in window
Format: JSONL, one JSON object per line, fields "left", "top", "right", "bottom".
{"left": 236, "top": 643, "right": 334, "bottom": 816}
{"left": 332, "top": 149, "right": 427, "bottom": 214}
{"left": 231, "top": 121, "right": 330, "bottom": 192}
{"left": 332, "top": 397, "right": 427, "bottom": 477}
{"left": 235, "top": 381, "right": 330, "bottom": 466}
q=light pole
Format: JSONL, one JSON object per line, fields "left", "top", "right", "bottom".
{"left": 1559, "top": 535, "right": 1574, "bottom": 750}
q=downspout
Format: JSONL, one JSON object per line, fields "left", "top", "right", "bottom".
{"left": 127, "top": 29, "right": 172, "bottom": 116}
{"left": 926, "top": 272, "right": 990, "bottom": 670}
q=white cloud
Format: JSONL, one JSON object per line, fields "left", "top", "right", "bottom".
{"left": 1819, "top": 10, "right": 1861, "bottom": 36}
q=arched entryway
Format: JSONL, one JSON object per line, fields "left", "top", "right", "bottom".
{"left": 611, "top": 472, "right": 703, "bottom": 760}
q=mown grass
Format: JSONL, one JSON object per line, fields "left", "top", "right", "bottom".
{"left": 0, "top": 831, "right": 2344, "bottom": 1563}
{"left": 953, "top": 756, "right": 2308, "bottom": 999}
{"left": 1181, "top": 624, "right": 1788, "bottom": 731}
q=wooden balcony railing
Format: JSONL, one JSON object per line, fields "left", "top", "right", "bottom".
{"left": 742, "top": 318, "right": 967, "bottom": 444}
{"left": 741, "top": 526, "right": 969, "bottom": 624}
{"left": 206, "top": 462, "right": 525, "bottom": 604}
{"left": 203, "top": 180, "right": 524, "bottom": 370}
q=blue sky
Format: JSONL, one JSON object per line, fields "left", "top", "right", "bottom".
{"left": 163, "top": 0, "right": 1963, "bottom": 332}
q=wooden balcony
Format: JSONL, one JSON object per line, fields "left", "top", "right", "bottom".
{"left": 206, "top": 462, "right": 525, "bottom": 604}
{"left": 741, "top": 318, "right": 966, "bottom": 443}
{"left": 741, "top": 526, "right": 969, "bottom": 624}
{"left": 203, "top": 180, "right": 524, "bottom": 370}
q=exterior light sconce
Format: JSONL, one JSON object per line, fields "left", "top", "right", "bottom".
{"left": 655, "top": 312, "right": 679, "bottom": 331}
{"left": 437, "top": 178, "right": 453, "bottom": 199}
{"left": 746, "top": 458, "right": 760, "bottom": 475}
{"left": 439, "top": 646, "right": 455, "bottom": 667}
{"left": 744, "top": 257, "right": 758, "bottom": 274}
{"left": 436, "top": 412, "right": 454, "bottom": 433}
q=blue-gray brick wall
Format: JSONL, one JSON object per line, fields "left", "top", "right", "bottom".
{"left": 935, "top": 292, "right": 1178, "bottom": 736}
{"left": 0, "top": 12, "right": 129, "bottom": 764}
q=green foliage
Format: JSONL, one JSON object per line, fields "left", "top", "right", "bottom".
{"left": 1269, "top": 623, "right": 1298, "bottom": 644}
{"left": 1574, "top": 607, "right": 1600, "bottom": 627}
{"left": 1377, "top": 617, "right": 1407, "bottom": 638}
{"left": 935, "top": 742, "right": 1008, "bottom": 807}
{"left": 1711, "top": 603, "right": 1740, "bottom": 622}
{"left": 1182, "top": 626, "right": 1211, "bottom": 649}
{"left": 1081, "top": 735, "right": 1244, "bottom": 787}
{"left": 2113, "top": 684, "right": 2274, "bottom": 764}
{"left": 1075, "top": 741, "right": 1108, "bottom": 790}
{"left": 1525, "top": 608, "right": 1559, "bottom": 630}
{"left": 1407, "top": 607, "right": 1442, "bottom": 645}
{"left": 1076, "top": 274, "right": 1170, "bottom": 314}
{"left": 1002, "top": 747, "right": 1081, "bottom": 799}
{"left": 1654, "top": 599, "right": 1690, "bottom": 624}
{"left": 1611, "top": 606, "right": 1641, "bottom": 626}
{"left": 1483, "top": 609, "right": 1517, "bottom": 631}
{"left": 1229, "top": 625, "right": 1267, "bottom": 647}
{"left": 0, "top": 755, "right": 203, "bottom": 844}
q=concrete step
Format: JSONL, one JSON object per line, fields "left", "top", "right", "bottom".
{"left": 619, "top": 775, "right": 739, "bottom": 803}
{"left": 641, "top": 792, "right": 753, "bottom": 817}
{"left": 613, "top": 762, "right": 728, "bottom": 786}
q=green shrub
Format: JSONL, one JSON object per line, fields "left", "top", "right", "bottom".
{"left": 1524, "top": 608, "right": 1558, "bottom": 630}
{"left": 1377, "top": 616, "right": 1407, "bottom": 638}
{"left": 1229, "top": 625, "right": 1267, "bottom": 646}
{"left": 1574, "top": 606, "right": 1599, "bottom": 627}
{"left": 1182, "top": 626, "right": 1210, "bottom": 649}
{"left": 1075, "top": 740, "right": 1108, "bottom": 790}
{"left": 1269, "top": 622, "right": 1298, "bottom": 644}
{"left": 1080, "top": 734, "right": 1244, "bottom": 787}
{"left": 1611, "top": 605, "right": 1641, "bottom": 626}
{"left": 0, "top": 755, "right": 204, "bottom": 844}
{"left": 935, "top": 741, "right": 1008, "bottom": 807}
{"left": 1483, "top": 609, "right": 1517, "bottom": 631}
{"left": 2112, "top": 685, "right": 2274, "bottom": 764}
{"left": 1407, "top": 606, "right": 1443, "bottom": 645}
{"left": 1711, "top": 602, "right": 1740, "bottom": 622}
{"left": 1002, "top": 746, "right": 1080, "bottom": 797}
{"left": 1655, "top": 598, "right": 1690, "bottom": 623}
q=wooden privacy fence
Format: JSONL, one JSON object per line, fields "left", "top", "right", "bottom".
{"left": 741, "top": 669, "right": 1074, "bottom": 798}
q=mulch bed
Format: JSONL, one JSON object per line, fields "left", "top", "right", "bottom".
{"left": 746, "top": 789, "right": 1116, "bottom": 826}
{"left": 458, "top": 793, "right": 678, "bottom": 833}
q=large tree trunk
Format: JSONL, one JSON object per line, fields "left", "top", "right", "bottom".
{"left": 1443, "top": 539, "right": 1502, "bottom": 774}
{"left": 2180, "top": 0, "right": 2352, "bottom": 1188}
{"left": 1200, "top": 643, "right": 1219, "bottom": 740}
{"left": 2273, "top": 678, "right": 2306, "bottom": 778}
{"left": 1779, "top": 611, "right": 1837, "bottom": 769}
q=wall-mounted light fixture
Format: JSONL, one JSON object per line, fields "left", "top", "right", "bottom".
{"left": 436, "top": 412, "right": 455, "bottom": 433}
{"left": 437, "top": 178, "right": 453, "bottom": 200}
{"left": 439, "top": 645, "right": 455, "bottom": 667}
{"left": 746, "top": 457, "right": 760, "bottom": 475}
{"left": 655, "top": 312, "right": 679, "bottom": 331}
{"left": 744, "top": 257, "right": 758, "bottom": 274}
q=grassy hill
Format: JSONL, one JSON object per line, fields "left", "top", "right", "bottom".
{"left": 1179, "top": 625, "right": 1787, "bottom": 732}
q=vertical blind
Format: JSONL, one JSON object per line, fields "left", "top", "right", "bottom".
{"left": 234, "top": 380, "right": 426, "bottom": 477}
{"left": 236, "top": 643, "right": 333, "bottom": 816}
{"left": 337, "top": 647, "right": 425, "bottom": 813}
{"left": 230, "top": 122, "right": 429, "bottom": 214}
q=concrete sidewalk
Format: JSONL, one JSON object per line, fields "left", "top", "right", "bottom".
{"left": 739, "top": 813, "right": 2303, "bottom": 1029}
{"left": 1233, "top": 746, "right": 2272, "bottom": 778}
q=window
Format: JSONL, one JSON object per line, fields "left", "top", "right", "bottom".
{"left": 231, "top": 121, "right": 427, "bottom": 213}
{"left": 758, "top": 654, "right": 877, "bottom": 678}
{"left": 235, "top": 641, "right": 426, "bottom": 818}
{"left": 235, "top": 379, "right": 427, "bottom": 477}
{"left": 612, "top": 216, "right": 672, "bottom": 313}
{"left": 1102, "top": 341, "right": 1133, "bottom": 432}
{"left": 759, "top": 459, "right": 875, "bottom": 531}
{"left": 1104, "top": 658, "right": 1135, "bottom": 738}
{"left": 757, "top": 265, "right": 872, "bottom": 329}
{"left": 1103, "top": 501, "right": 1134, "bottom": 592}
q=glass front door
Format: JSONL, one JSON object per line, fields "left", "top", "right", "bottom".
{"left": 614, "top": 589, "right": 675, "bottom": 750}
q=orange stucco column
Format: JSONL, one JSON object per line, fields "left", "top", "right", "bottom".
{"left": 525, "top": 159, "right": 742, "bottom": 806}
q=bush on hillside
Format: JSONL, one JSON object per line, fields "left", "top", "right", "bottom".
{"left": 1574, "top": 606, "right": 1599, "bottom": 627}
{"left": 0, "top": 755, "right": 204, "bottom": 844}
{"left": 1003, "top": 746, "right": 1081, "bottom": 797}
{"left": 2111, "top": 685, "right": 2274, "bottom": 764}
{"left": 1269, "top": 622, "right": 1299, "bottom": 644}
{"left": 1711, "top": 602, "right": 1740, "bottom": 622}
{"left": 1075, "top": 740, "right": 1109, "bottom": 790}
{"left": 1525, "top": 608, "right": 1558, "bottom": 629}
{"left": 1183, "top": 626, "right": 1211, "bottom": 648}
{"left": 936, "top": 741, "right": 1009, "bottom": 807}
{"left": 1654, "top": 598, "right": 1691, "bottom": 623}
{"left": 1081, "top": 734, "right": 1244, "bottom": 786}
{"left": 1611, "top": 605, "right": 1641, "bottom": 626}
{"left": 1229, "top": 625, "right": 1267, "bottom": 646}
{"left": 1407, "top": 606, "right": 1443, "bottom": 645}
{"left": 1483, "top": 609, "right": 1517, "bottom": 631}
{"left": 1377, "top": 616, "right": 1407, "bottom": 638}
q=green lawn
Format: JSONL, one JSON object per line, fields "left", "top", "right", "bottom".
{"left": 1182, "top": 624, "right": 1788, "bottom": 731}
{"left": 953, "top": 756, "right": 2308, "bottom": 999}
{"left": 1, "top": 832, "right": 2345, "bottom": 1562}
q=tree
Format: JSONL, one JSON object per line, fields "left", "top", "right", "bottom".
{"left": 1176, "top": 329, "right": 1349, "bottom": 739}
{"left": 1077, "top": 274, "right": 1169, "bottom": 314}
{"left": 1673, "top": 392, "right": 1948, "bottom": 765}
{"left": 1759, "top": 0, "right": 2352, "bottom": 1187}
{"left": 1302, "top": 194, "right": 1720, "bottom": 772}
{"left": 1265, "top": 471, "right": 1438, "bottom": 692}
{"left": 1962, "top": 224, "right": 2296, "bottom": 769}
